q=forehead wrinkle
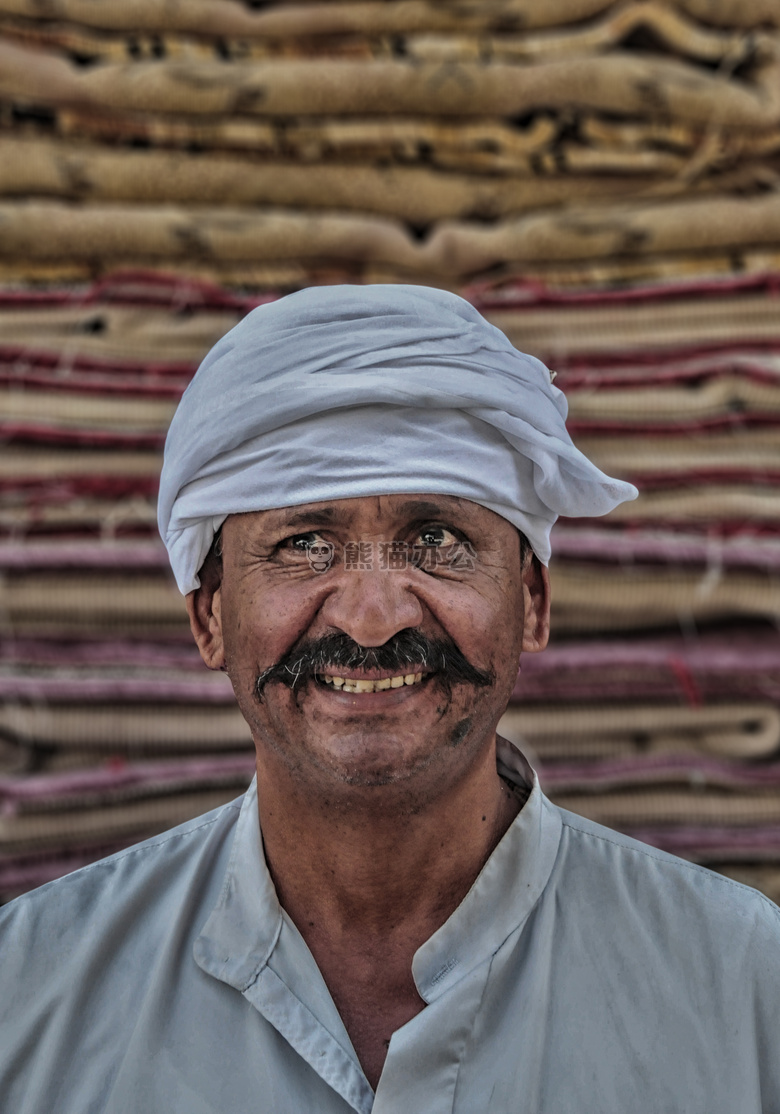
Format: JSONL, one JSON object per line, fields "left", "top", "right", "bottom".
{"left": 395, "top": 497, "right": 468, "bottom": 520}
{"left": 254, "top": 494, "right": 475, "bottom": 537}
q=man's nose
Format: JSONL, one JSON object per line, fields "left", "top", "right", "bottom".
{"left": 318, "top": 561, "right": 424, "bottom": 647}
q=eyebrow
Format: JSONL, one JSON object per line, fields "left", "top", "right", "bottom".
{"left": 396, "top": 498, "right": 466, "bottom": 519}
{"left": 274, "top": 507, "right": 342, "bottom": 529}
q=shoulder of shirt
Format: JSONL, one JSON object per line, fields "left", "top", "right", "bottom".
{"left": 552, "top": 800, "right": 780, "bottom": 924}
{"left": 0, "top": 792, "right": 245, "bottom": 916}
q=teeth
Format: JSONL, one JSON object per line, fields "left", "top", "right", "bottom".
{"left": 320, "top": 673, "right": 426, "bottom": 693}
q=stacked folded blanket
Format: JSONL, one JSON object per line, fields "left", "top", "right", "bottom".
{"left": 484, "top": 275, "right": 780, "bottom": 899}
{"left": 0, "top": 0, "right": 779, "bottom": 901}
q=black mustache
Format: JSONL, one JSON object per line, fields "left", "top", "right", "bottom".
{"left": 255, "top": 629, "right": 494, "bottom": 700}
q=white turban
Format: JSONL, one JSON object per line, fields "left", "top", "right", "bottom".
{"left": 158, "top": 284, "right": 637, "bottom": 594}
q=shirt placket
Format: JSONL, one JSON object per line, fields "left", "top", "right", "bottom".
{"left": 372, "top": 956, "right": 494, "bottom": 1114}
{"left": 242, "top": 965, "right": 374, "bottom": 1114}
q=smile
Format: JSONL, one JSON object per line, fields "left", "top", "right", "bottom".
{"left": 317, "top": 672, "right": 425, "bottom": 694}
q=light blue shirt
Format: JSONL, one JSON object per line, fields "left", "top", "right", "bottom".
{"left": 2, "top": 740, "right": 779, "bottom": 1113}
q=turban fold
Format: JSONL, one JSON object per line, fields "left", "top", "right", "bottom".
{"left": 158, "top": 284, "right": 637, "bottom": 593}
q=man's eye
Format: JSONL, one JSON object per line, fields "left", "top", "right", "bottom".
{"left": 416, "top": 525, "right": 459, "bottom": 548}
{"left": 283, "top": 532, "right": 322, "bottom": 551}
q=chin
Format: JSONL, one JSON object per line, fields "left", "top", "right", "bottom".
{"left": 307, "top": 723, "right": 483, "bottom": 796}
{"left": 321, "top": 738, "right": 436, "bottom": 787}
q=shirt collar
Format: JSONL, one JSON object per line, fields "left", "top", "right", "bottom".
{"left": 412, "top": 738, "right": 562, "bottom": 1001}
{"left": 194, "top": 774, "right": 282, "bottom": 991}
{"left": 195, "top": 740, "right": 562, "bottom": 1001}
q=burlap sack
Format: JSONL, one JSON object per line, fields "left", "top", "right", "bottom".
{"left": 581, "top": 115, "right": 780, "bottom": 158}
{"left": 423, "top": 193, "right": 780, "bottom": 275}
{"left": 0, "top": 137, "right": 665, "bottom": 223}
{"left": 405, "top": 4, "right": 758, "bottom": 65}
{"left": 0, "top": 0, "right": 775, "bottom": 37}
{"left": 281, "top": 116, "right": 556, "bottom": 169}
{"left": 54, "top": 111, "right": 556, "bottom": 169}
{"left": 1, "top": 39, "right": 776, "bottom": 128}
{"left": 0, "top": 202, "right": 418, "bottom": 269}
{"left": 7, "top": 195, "right": 780, "bottom": 277}
{"left": 682, "top": 0, "right": 780, "bottom": 28}
{"left": 0, "top": 0, "right": 631, "bottom": 38}
{"left": 58, "top": 106, "right": 281, "bottom": 151}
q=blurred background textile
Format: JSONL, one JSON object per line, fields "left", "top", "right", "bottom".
{"left": 0, "top": 0, "right": 779, "bottom": 903}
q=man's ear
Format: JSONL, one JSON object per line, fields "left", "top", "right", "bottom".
{"left": 185, "top": 575, "right": 225, "bottom": 671}
{"left": 521, "top": 554, "right": 551, "bottom": 654}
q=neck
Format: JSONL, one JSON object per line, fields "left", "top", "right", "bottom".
{"left": 255, "top": 736, "right": 521, "bottom": 939}
{"left": 255, "top": 735, "right": 522, "bottom": 1090}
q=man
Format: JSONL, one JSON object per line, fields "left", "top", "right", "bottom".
{"left": 1, "top": 285, "right": 778, "bottom": 1113}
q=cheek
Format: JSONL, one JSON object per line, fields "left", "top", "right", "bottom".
{"left": 432, "top": 580, "right": 522, "bottom": 659}
{"left": 221, "top": 579, "right": 325, "bottom": 668}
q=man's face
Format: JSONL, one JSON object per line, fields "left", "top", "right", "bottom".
{"left": 189, "top": 494, "right": 549, "bottom": 806}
